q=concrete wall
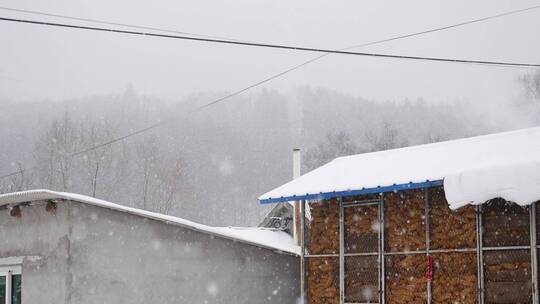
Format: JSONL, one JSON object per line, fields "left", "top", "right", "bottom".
{"left": 0, "top": 201, "right": 300, "bottom": 304}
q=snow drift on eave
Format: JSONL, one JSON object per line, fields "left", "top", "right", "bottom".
{"left": 259, "top": 127, "right": 540, "bottom": 210}
{"left": 0, "top": 190, "right": 299, "bottom": 255}
{"left": 444, "top": 159, "right": 540, "bottom": 209}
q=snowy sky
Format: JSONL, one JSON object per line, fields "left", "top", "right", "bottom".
{"left": 1, "top": 0, "right": 540, "bottom": 104}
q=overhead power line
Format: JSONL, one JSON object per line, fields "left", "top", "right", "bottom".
{"left": 0, "top": 6, "right": 249, "bottom": 42}
{"left": 344, "top": 4, "right": 540, "bottom": 50}
{"left": 4, "top": 3, "right": 539, "bottom": 52}
{"left": 2, "top": 4, "right": 540, "bottom": 181}
{"left": 246, "top": 3, "right": 540, "bottom": 104}
{"left": 1, "top": 16, "right": 539, "bottom": 68}
{"left": 3, "top": 4, "right": 539, "bottom": 53}
{"left": 1, "top": 4, "right": 539, "bottom": 108}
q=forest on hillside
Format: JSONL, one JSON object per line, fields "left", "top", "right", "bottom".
{"left": 1, "top": 72, "right": 539, "bottom": 226}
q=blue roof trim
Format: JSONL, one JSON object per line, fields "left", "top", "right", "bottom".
{"left": 259, "top": 180, "right": 444, "bottom": 204}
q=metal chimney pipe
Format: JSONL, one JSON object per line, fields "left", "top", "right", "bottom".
{"left": 293, "top": 148, "right": 301, "bottom": 180}
{"left": 293, "top": 148, "right": 301, "bottom": 246}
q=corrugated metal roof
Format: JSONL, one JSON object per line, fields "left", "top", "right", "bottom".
{"left": 259, "top": 127, "right": 540, "bottom": 207}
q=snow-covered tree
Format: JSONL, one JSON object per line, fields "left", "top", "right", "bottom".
{"left": 304, "top": 131, "right": 359, "bottom": 172}
{"left": 34, "top": 113, "right": 80, "bottom": 191}
{"left": 520, "top": 69, "right": 540, "bottom": 124}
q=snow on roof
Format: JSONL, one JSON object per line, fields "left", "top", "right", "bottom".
{"left": 259, "top": 127, "right": 540, "bottom": 210}
{"left": 0, "top": 190, "right": 299, "bottom": 255}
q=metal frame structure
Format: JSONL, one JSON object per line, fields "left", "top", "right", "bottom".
{"left": 476, "top": 205, "right": 484, "bottom": 304}
{"left": 339, "top": 198, "right": 344, "bottom": 303}
{"left": 341, "top": 198, "right": 382, "bottom": 304}
{"left": 379, "top": 194, "right": 385, "bottom": 304}
{"left": 425, "top": 188, "right": 432, "bottom": 304}
{"left": 480, "top": 202, "right": 535, "bottom": 304}
{"left": 530, "top": 204, "right": 537, "bottom": 303}
{"left": 302, "top": 185, "right": 540, "bottom": 304}
{"left": 300, "top": 199, "right": 306, "bottom": 302}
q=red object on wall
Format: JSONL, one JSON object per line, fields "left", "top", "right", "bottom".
{"left": 426, "top": 255, "right": 433, "bottom": 281}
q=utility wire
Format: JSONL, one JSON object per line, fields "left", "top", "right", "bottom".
{"left": 2, "top": 4, "right": 540, "bottom": 52}
{"left": 0, "top": 6, "right": 249, "bottom": 42}
{"left": 2, "top": 4, "right": 540, "bottom": 181}
{"left": 2, "top": 5, "right": 539, "bottom": 108}
{"left": 345, "top": 4, "right": 540, "bottom": 50}
{"left": 0, "top": 17, "right": 539, "bottom": 68}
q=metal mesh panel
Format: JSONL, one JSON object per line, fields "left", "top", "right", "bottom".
{"left": 429, "top": 187, "right": 476, "bottom": 250}
{"left": 385, "top": 255, "right": 427, "bottom": 304}
{"left": 484, "top": 250, "right": 532, "bottom": 303}
{"left": 344, "top": 256, "right": 379, "bottom": 303}
{"left": 306, "top": 257, "right": 339, "bottom": 304}
{"left": 344, "top": 204, "right": 379, "bottom": 254}
{"left": 483, "top": 199, "right": 530, "bottom": 247}
{"left": 305, "top": 200, "right": 340, "bottom": 255}
{"left": 432, "top": 252, "right": 478, "bottom": 304}
{"left": 536, "top": 201, "right": 540, "bottom": 242}
{"left": 304, "top": 190, "right": 539, "bottom": 304}
{"left": 384, "top": 190, "right": 426, "bottom": 252}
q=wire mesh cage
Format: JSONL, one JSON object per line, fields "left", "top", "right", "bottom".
{"left": 344, "top": 204, "right": 379, "bottom": 254}
{"left": 384, "top": 190, "right": 426, "bottom": 252}
{"left": 483, "top": 250, "right": 532, "bottom": 303}
{"left": 305, "top": 200, "right": 340, "bottom": 255}
{"left": 482, "top": 199, "right": 530, "bottom": 247}
{"left": 429, "top": 187, "right": 476, "bottom": 250}
{"left": 383, "top": 190, "right": 428, "bottom": 304}
{"left": 385, "top": 254, "right": 427, "bottom": 304}
{"left": 303, "top": 187, "right": 539, "bottom": 304}
{"left": 344, "top": 255, "right": 379, "bottom": 303}
{"left": 431, "top": 252, "right": 478, "bottom": 304}
{"left": 306, "top": 257, "right": 339, "bottom": 304}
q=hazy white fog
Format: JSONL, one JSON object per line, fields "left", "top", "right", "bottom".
{"left": 1, "top": 0, "right": 539, "bottom": 104}
{"left": 1, "top": 0, "right": 539, "bottom": 226}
